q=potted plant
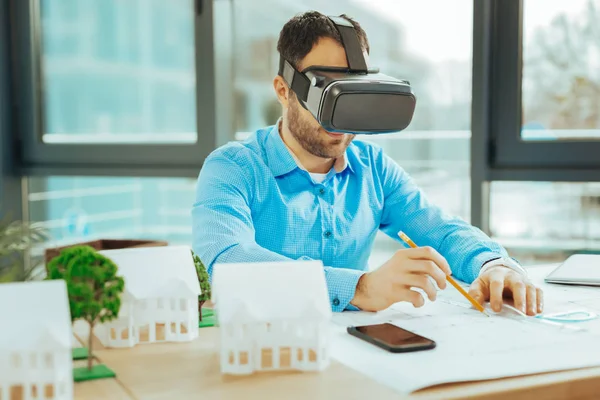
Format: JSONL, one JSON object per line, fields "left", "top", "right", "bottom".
{"left": 47, "top": 245, "right": 125, "bottom": 380}
{"left": 0, "top": 215, "right": 46, "bottom": 282}
{"left": 192, "top": 251, "right": 212, "bottom": 323}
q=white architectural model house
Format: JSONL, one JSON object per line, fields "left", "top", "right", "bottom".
{"left": 212, "top": 260, "right": 332, "bottom": 375}
{"left": 0, "top": 280, "right": 73, "bottom": 400}
{"left": 94, "top": 245, "right": 201, "bottom": 348}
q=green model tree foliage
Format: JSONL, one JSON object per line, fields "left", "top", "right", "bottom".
{"left": 192, "top": 251, "right": 211, "bottom": 320}
{"left": 47, "top": 245, "right": 124, "bottom": 370}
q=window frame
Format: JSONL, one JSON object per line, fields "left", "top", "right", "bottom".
{"left": 10, "top": 0, "right": 229, "bottom": 177}
{"left": 470, "top": 0, "right": 600, "bottom": 232}
{"left": 489, "top": 0, "right": 600, "bottom": 169}
{"left": 1, "top": 0, "right": 23, "bottom": 219}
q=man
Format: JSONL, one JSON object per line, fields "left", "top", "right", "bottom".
{"left": 192, "top": 11, "right": 543, "bottom": 316}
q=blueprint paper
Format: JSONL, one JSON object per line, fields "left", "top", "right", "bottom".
{"left": 330, "top": 265, "right": 600, "bottom": 393}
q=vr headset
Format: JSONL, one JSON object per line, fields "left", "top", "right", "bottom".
{"left": 278, "top": 15, "right": 416, "bottom": 135}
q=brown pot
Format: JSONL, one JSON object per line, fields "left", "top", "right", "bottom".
{"left": 44, "top": 239, "right": 168, "bottom": 267}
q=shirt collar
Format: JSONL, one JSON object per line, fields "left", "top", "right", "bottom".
{"left": 265, "top": 119, "right": 354, "bottom": 177}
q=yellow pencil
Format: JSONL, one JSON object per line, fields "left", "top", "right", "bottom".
{"left": 398, "top": 231, "right": 489, "bottom": 317}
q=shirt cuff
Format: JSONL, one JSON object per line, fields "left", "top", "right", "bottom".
{"left": 467, "top": 252, "right": 509, "bottom": 282}
{"left": 323, "top": 267, "right": 365, "bottom": 312}
{"left": 479, "top": 256, "right": 526, "bottom": 277}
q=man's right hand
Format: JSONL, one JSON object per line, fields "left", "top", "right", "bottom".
{"left": 350, "top": 246, "right": 452, "bottom": 312}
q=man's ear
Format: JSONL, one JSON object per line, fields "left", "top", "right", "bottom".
{"left": 273, "top": 75, "right": 291, "bottom": 108}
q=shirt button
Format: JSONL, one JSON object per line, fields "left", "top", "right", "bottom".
{"left": 319, "top": 188, "right": 325, "bottom": 195}
{"left": 333, "top": 298, "right": 340, "bottom": 306}
{"left": 324, "top": 231, "right": 332, "bottom": 238}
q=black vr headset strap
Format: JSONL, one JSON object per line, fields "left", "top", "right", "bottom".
{"left": 278, "top": 56, "right": 311, "bottom": 102}
{"left": 328, "top": 16, "right": 368, "bottom": 73}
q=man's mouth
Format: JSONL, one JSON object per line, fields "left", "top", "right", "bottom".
{"left": 325, "top": 131, "right": 344, "bottom": 139}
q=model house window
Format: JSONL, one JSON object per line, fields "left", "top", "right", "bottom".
{"left": 170, "top": 298, "right": 176, "bottom": 311}
{"left": 11, "top": 353, "right": 21, "bottom": 368}
{"left": 180, "top": 299, "right": 187, "bottom": 311}
{"left": 157, "top": 298, "right": 164, "bottom": 309}
{"left": 239, "top": 351, "right": 249, "bottom": 365}
{"left": 261, "top": 348, "right": 273, "bottom": 369}
{"left": 308, "top": 349, "right": 317, "bottom": 363}
{"left": 10, "top": 386, "right": 23, "bottom": 400}
{"left": 139, "top": 324, "right": 150, "bottom": 342}
{"left": 279, "top": 347, "right": 291, "bottom": 368}
{"left": 30, "top": 353, "right": 37, "bottom": 369}
{"left": 44, "top": 383, "right": 54, "bottom": 399}
{"left": 44, "top": 353, "right": 53, "bottom": 368}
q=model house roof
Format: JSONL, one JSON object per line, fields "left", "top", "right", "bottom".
{"left": 98, "top": 245, "right": 201, "bottom": 299}
{"left": 212, "top": 260, "right": 332, "bottom": 323}
{"left": 0, "top": 280, "right": 72, "bottom": 351}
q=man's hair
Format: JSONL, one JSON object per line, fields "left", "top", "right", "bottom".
{"left": 277, "top": 11, "right": 370, "bottom": 71}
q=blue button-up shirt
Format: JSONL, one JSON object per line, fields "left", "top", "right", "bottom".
{"left": 192, "top": 123, "right": 509, "bottom": 312}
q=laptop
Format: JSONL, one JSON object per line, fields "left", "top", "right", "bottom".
{"left": 545, "top": 254, "right": 600, "bottom": 286}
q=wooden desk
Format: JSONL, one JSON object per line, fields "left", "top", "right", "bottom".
{"left": 73, "top": 327, "right": 600, "bottom": 400}
{"left": 74, "top": 265, "right": 600, "bottom": 399}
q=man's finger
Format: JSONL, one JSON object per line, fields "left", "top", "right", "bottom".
{"left": 468, "top": 279, "right": 488, "bottom": 306}
{"left": 408, "top": 289, "right": 425, "bottom": 308}
{"left": 526, "top": 283, "right": 537, "bottom": 316}
{"left": 507, "top": 274, "right": 527, "bottom": 314}
{"left": 407, "top": 246, "right": 452, "bottom": 276}
{"left": 402, "top": 274, "right": 438, "bottom": 302}
{"left": 489, "top": 274, "right": 505, "bottom": 312}
{"left": 407, "top": 260, "right": 447, "bottom": 290}
{"left": 536, "top": 287, "right": 544, "bottom": 313}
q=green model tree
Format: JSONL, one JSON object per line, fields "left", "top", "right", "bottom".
{"left": 47, "top": 245, "right": 124, "bottom": 371}
{"left": 192, "top": 250, "right": 211, "bottom": 321}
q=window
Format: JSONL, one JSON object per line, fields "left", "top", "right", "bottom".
{"left": 40, "top": 0, "right": 196, "bottom": 145}
{"left": 490, "top": 182, "right": 600, "bottom": 264}
{"left": 139, "top": 324, "right": 150, "bottom": 342}
{"left": 522, "top": 0, "right": 600, "bottom": 141}
{"left": 180, "top": 299, "right": 187, "bottom": 311}
{"left": 44, "top": 353, "right": 53, "bottom": 368}
{"left": 28, "top": 176, "right": 196, "bottom": 248}
{"left": 11, "top": 353, "right": 21, "bottom": 368}
{"left": 155, "top": 323, "right": 166, "bottom": 341}
{"left": 157, "top": 298, "right": 164, "bottom": 309}
{"left": 231, "top": 0, "right": 473, "bottom": 269}
{"left": 15, "top": 0, "right": 217, "bottom": 172}
{"left": 487, "top": 0, "right": 600, "bottom": 168}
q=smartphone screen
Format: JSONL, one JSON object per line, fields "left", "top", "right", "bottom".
{"left": 350, "top": 323, "right": 435, "bottom": 351}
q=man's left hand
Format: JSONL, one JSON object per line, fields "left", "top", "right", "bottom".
{"left": 468, "top": 266, "right": 543, "bottom": 316}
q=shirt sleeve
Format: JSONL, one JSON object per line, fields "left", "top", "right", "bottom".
{"left": 376, "top": 150, "right": 508, "bottom": 284}
{"left": 192, "top": 151, "right": 364, "bottom": 312}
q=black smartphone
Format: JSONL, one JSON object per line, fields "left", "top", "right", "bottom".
{"left": 347, "top": 323, "right": 436, "bottom": 353}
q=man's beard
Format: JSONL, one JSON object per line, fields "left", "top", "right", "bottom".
{"left": 287, "top": 98, "right": 355, "bottom": 159}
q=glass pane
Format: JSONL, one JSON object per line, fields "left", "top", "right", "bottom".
{"left": 522, "top": 0, "right": 600, "bottom": 141}
{"left": 490, "top": 182, "right": 600, "bottom": 265}
{"left": 232, "top": 0, "right": 473, "bottom": 269}
{"left": 28, "top": 176, "right": 196, "bottom": 250}
{"left": 40, "top": 0, "right": 197, "bottom": 144}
